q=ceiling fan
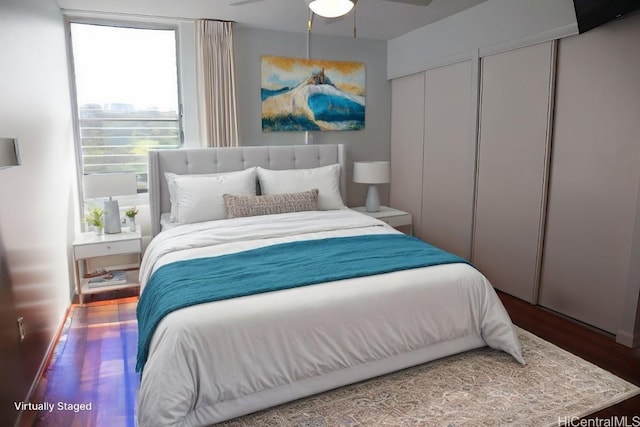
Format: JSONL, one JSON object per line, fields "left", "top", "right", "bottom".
{"left": 307, "top": 0, "right": 432, "bottom": 37}
{"left": 230, "top": 0, "right": 433, "bottom": 37}
{"left": 232, "top": 0, "right": 432, "bottom": 18}
{"left": 309, "top": 0, "right": 432, "bottom": 18}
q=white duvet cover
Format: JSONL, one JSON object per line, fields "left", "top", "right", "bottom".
{"left": 137, "top": 209, "right": 524, "bottom": 426}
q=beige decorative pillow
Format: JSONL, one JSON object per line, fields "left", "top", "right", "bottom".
{"left": 224, "top": 189, "right": 319, "bottom": 219}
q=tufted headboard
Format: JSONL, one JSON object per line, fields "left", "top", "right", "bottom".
{"left": 148, "top": 144, "right": 347, "bottom": 236}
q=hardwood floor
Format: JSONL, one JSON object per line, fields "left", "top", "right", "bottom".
{"left": 19, "top": 291, "right": 640, "bottom": 426}
{"left": 498, "top": 291, "right": 640, "bottom": 417}
{"left": 18, "top": 296, "right": 139, "bottom": 427}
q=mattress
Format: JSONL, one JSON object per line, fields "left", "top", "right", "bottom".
{"left": 136, "top": 209, "right": 523, "bottom": 426}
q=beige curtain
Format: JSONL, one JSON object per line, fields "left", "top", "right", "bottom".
{"left": 196, "top": 20, "right": 239, "bottom": 147}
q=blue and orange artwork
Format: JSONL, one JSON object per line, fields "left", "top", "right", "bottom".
{"left": 261, "top": 55, "right": 365, "bottom": 132}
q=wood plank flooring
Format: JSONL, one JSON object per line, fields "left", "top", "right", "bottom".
{"left": 18, "top": 291, "right": 640, "bottom": 426}
{"left": 18, "top": 297, "right": 139, "bottom": 427}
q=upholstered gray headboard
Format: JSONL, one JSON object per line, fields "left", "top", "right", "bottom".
{"left": 148, "top": 144, "right": 347, "bottom": 237}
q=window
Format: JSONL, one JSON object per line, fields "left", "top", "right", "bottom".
{"left": 69, "top": 22, "right": 182, "bottom": 193}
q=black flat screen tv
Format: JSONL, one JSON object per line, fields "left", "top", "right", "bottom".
{"left": 573, "top": 0, "right": 640, "bottom": 33}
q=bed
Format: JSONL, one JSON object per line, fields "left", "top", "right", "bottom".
{"left": 136, "top": 144, "right": 524, "bottom": 426}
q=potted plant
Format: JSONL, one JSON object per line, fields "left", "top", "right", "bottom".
{"left": 84, "top": 206, "right": 105, "bottom": 234}
{"left": 124, "top": 206, "right": 139, "bottom": 232}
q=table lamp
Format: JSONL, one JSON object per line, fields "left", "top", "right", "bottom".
{"left": 83, "top": 173, "right": 137, "bottom": 233}
{"left": 353, "top": 161, "right": 390, "bottom": 212}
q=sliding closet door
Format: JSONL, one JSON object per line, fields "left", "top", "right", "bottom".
{"left": 421, "top": 60, "right": 476, "bottom": 259}
{"left": 539, "top": 16, "right": 640, "bottom": 335}
{"left": 390, "top": 72, "right": 425, "bottom": 237}
{"left": 472, "top": 41, "right": 555, "bottom": 303}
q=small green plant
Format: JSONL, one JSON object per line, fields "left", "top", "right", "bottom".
{"left": 84, "top": 206, "right": 105, "bottom": 230}
{"left": 125, "top": 207, "right": 139, "bottom": 220}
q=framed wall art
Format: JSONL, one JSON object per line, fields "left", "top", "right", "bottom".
{"left": 261, "top": 55, "right": 365, "bottom": 132}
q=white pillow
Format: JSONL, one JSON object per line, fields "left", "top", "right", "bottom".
{"left": 256, "top": 164, "right": 345, "bottom": 210}
{"left": 165, "top": 171, "right": 220, "bottom": 222}
{"left": 165, "top": 168, "right": 256, "bottom": 224}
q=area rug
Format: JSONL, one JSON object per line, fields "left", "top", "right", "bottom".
{"left": 221, "top": 328, "right": 640, "bottom": 427}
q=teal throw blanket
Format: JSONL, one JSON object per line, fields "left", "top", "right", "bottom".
{"left": 136, "top": 234, "right": 469, "bottom": 372}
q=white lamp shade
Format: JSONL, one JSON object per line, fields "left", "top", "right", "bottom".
{"left": 353, "top": 161, "right": 390, "bottom": 184}
{"left": 309, "top": 0, "right": 354, "bottom": 18}
{"left": 83, "top": 173, "right": 137, "bottom": 199}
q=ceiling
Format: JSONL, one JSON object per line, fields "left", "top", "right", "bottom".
{"left": 57, "top": 0, "right": 488, "bottom": 40}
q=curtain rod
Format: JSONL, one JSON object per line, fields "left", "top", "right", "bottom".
{"left": 200, "top": 19, "right": 236, "bottom": 23}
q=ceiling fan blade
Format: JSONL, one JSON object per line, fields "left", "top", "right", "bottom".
{"left": 230, "top": 0, "right": 265, "bottom": 6}
{"left": 384, "top": 0, "right": 432, "bottom": 6}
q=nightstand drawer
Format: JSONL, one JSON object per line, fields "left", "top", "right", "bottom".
{"left": 74, "top": 239, "right": 141, "bottom": 260}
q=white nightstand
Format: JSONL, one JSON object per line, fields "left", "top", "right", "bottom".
{"left": 352, "top": 206, "right": 413, "bottom": 234}
{"left": 73, "top": 230, "right": 142, "bottom": 304}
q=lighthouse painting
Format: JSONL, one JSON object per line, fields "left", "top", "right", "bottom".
{"left": 261, "top": 55, "right": 365, "bottom": 132}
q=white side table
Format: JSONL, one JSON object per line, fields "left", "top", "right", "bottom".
{"left": 72, "top": 230, "right": 142, "bottom": 304}
{"left": 352, "top": 206, "right": 413, "bottom": 235}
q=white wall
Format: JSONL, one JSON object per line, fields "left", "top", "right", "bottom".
{"left": 234, "top": 27, "right": 391, "bottom": 208}
{"left": 387, "top": 0, "right": 578, "bottom": 79}
{"left": 0, "top": 0, "right": 76, "bottom": 421}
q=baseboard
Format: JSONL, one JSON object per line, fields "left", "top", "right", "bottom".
{"left": 616, "top": 329, "right": 640, "bottom": 348}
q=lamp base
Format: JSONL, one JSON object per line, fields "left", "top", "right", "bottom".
{"left": 103, "top": 199, "right": 122, "bottom": 234}
{"left": 365, "top": 185, "right": 380, "bottom": 212}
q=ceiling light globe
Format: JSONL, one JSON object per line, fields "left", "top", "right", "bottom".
{"left": 309, "top": 0, "right": 354, "bottom": 18}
